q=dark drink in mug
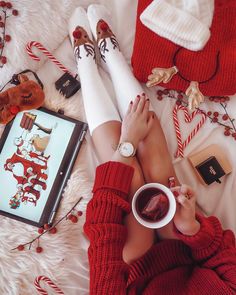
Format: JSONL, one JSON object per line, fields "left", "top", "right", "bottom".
{"left": 132, "top": 183, "right": 176, "bottom": 229}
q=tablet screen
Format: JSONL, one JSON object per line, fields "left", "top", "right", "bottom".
{"left": 0, "top": 109, "right": 77, "bottom": 223}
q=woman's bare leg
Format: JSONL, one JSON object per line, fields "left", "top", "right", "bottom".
{"left": 137, "top": 112, "right": 180, "bottom": 240}
{"left": 137, "top": 112, "right": 179, "bottom": 186}
{"left": 92, "top": 121, "right": 154, "bottom": 263}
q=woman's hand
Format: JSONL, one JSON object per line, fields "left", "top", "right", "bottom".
{"left": 173, "top": 185, "right": 200, "bottom": 236}
{"left": 120, "top": 94, "right": 153, "bottom": 148}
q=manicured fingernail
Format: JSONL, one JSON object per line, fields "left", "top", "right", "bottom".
{"left": 142, "top": 93, "right": 145, "bottom": 96}
{"left": 130, "top": 101, "right": 133, "bottom": 104}
{"left": 137, "top": 95, "right": 140, "bottom": 98}
{"left": 146, "top": 98, "right": 150, "bottom": 101}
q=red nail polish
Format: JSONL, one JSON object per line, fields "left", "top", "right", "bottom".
{"left": 130, "top": 101, "right": 133, "bottom": 104}
{"left": 142, "top": 92, "right": 145, "bottom": 96}
{"left": 137, "top": 95, "right": 140, "bottom": 98}
{"left": 146, "top": 98, "right": 150, "bottom": 101}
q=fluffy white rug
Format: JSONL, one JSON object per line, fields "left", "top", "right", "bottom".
{"left": 0, "top": 0, "right": 96, "bottom": 85}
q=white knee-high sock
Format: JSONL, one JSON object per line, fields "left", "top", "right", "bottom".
{"left": 87, "top": 4, "right": 144, "bottom": 119}
{"left": 68, "top": 7, "right": 120, "bottom": 135}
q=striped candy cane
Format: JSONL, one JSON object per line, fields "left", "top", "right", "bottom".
{"left": 26, "top": 41, "right": 73, "bottom": 76}
{"left": 173, "top": 104, "right": 206, "bottom": 158}
{"left": 34, "top": 276, "right": 64, "bottom": 295}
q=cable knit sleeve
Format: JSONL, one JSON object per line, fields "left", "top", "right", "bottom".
{"left": 175, "top": 214, "right": 236, "bottom": 292}
{"left": 84, "top": 161, "right": 134, "bottom": 295}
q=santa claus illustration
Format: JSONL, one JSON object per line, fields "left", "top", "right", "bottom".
{"left": 4, "top": 153, "right": 48, "bottom": 192}
{"left": 14, "top": 136, "right": 50, "bottom": 165}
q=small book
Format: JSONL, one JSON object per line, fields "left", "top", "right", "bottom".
{"left": 195, "top": 156, "right": 225, "bottom": 185}
{"left": 0, "top": 107, "right": 88, "bottom": 227}
{"left": 188, "top": 144, "right": 232, "bottom": 186}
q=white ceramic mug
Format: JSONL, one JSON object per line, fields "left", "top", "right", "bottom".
{"left": 132, "top": 183, "right": 176, "bottom": 229}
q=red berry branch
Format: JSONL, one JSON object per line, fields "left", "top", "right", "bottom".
{"left": 156, "top": 88, "right": 236, "bottom": 140}
{"left": 11, "top": 196, "right": 83, "bottom": 254}
{"left": 0, "top": 1, "right": 18, "bottom": 67}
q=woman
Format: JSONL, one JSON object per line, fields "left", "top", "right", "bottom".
{"left": 69, "top": 5, "right": 236, "bottom": 294}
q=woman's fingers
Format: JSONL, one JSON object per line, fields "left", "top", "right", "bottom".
{"left": 136, "top": 93, "right": 146, "bottom": 113}
{"left": 180, "top": 184, "right": 195, "bottom": 199}
{"left": 131, "top": 95, "right": 141, "bottom": 112}
{"left": 176, "top": 194, "right": 191, "bottom": 209}
{"left": 132, "top": 93, "right": 150, "bottom": 114}
{"left": 126, "top": 100, "right": 133, "bottom": 114}
{"left": 143, "top": 97, "right": 150, "bottom": 116}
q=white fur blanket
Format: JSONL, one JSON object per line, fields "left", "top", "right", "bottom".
{"left": 0, "top": 0, "right": 236, "bottom": 294}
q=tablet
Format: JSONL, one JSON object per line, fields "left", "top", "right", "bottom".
{"left": 0, "top": 108, "right": 88, "bottom": 227}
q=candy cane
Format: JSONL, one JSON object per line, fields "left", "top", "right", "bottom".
{"left": 173, "top": 105, "right": 184, "bottom": 158}
{"left": 34, "top": 276, "right": 64, "bottom": 295}
{"left": 173, "top": 104, "right": 206, "bottom": 158}
{"left": 182, "top": 112, "right": 206, "bottom": 150}
{"left": 26, "top": 41, "right": 73, "bottom": 76}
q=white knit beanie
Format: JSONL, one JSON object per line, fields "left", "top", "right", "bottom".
{"left": 140, "top": 0, "right": 214, "bottom": 51}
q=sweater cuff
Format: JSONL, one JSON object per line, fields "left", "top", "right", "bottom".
{"left": 174, "top": 214, "right": 223, "bottom": 259}
{"left": 140, "top": 0, "right": 211, "bottom": 51}
{"left": 93, "top": 161, "right": 134, "bottom": 195}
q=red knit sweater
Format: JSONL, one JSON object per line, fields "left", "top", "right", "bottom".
{"left": 84, "top": 162, "right": 236, "bottom": 295}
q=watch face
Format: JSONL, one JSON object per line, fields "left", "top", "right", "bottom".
{"left": 119, "top": 142, "right": 135, "bottom": 157}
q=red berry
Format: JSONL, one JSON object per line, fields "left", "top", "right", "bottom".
{"left": 0, "top": 43, "right": 3, "bottom": 49}
{"left": 5, "top": 35, "right": 11, "bottom": 42}
{"left": 157, "top": 96, "right": 163, "bottom": 101}
{"left": 68, "top": 214, "right": 73, "bottom": 220}
{"left": 71, "top": 215, "right": 78, "bottom": 223}
{"left": 6, "top": 2, "right": 12, "bottom": 8}
{"left": 0, "top": 22, "right": 4, "bottom": 28}
{"left": 36, "top": 246, "right": 43, "bottom": 253}
{"left": 73, "top": 29, "right": 82, "bottom": 39}
{"left": 222, "top": 114, "right": 229, "bottom": 121}
{"left": 0, "top": 1, "right": 6, "bottom": 7}
{"left": 207, "top": 111, "right": 212, "bottom": 116}
{"left": 176, "top": 100, "right": 181, "bottom": 106}
{"left": 224, "top": 130, "right": 231, "bottom": 136}
{"left": 100, "top": 21, "right": 109, "bottom": 32}
{"left": 163, "top": 89, "right": 169, "bottom": 95}
{"left": 49, "top": 227, "right": 57, "bottom": 234}
{"left": 213, "top": 112, "right": 219, "bottom": 117}
{"left": 12, "top": 9, "right": 18, "bottom": 16}
{"left": 17, "top": 245, "right": 24, "bottom": 251}
{"left": 209, "top": 96, "right": 214, "bottom": 101}
{"left": 77, "top": 211, "right": 83, "bottom": 217}
{"left": 43, "top": 223, "right": 51, "bottom": 230}
{"left": 232, "top": 133, "right": 236, "bottom": 138}
{"left": 225, "top": 96, "right": 230, "bottom": 101}
{"left": 214, "top": 97, "right": 221, "bottom": 103}
{"left": 1, "top": 56, "right": 7, "bottom": 64}
{"left": 212, "top": 117, "right": 218, "bottom": 123}
{"left": 157, "top": 90, "right": 163, "bottom": 96}
{"left": 38, "top": 228, "right": 44, "bottom": 234}
{"left": 220, "top": 98, "right": 226, "bottom": 103}
{"left": 177, "top": 94, "right": 183, "bottom": 100}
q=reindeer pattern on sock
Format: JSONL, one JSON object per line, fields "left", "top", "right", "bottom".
{"left": 73, "top": 26, "right": 96, "bottom": 61}
{"left": 96, "top": 19, "right": 119, "bottom": 62}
